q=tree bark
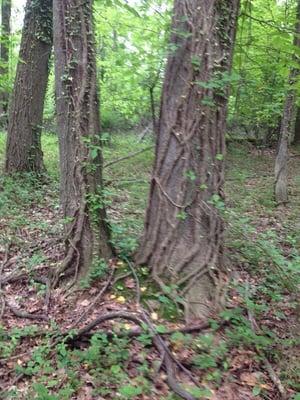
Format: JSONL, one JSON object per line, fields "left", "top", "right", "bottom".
{"left": 53, "top": 0, "right": 114, "bottom": 283}
{"left": 0, "top": 0, "right": 11, "bottom": 127}
{"left": 136, "top": 0, "right": 240, "bottom": 321}
{"left": 292, "top": 106, "right": 300, "bottom": 145}
{"left": 5, "top": 0, "right": 52, "bottom": 174}
{"left": 274, "top": 0, "right": 300, "bottom": 204}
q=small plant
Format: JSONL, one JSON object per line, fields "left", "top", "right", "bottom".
{"left": 79, "top": 258, "right": 108, "bottom": 288}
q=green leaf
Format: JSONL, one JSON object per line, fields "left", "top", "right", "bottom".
{"left": 111, "top": 365, "right": 122, "bottom": 374}
{"left": 156, "top": 325, "right": 167, "bottom": 333}
{"left": 252, "top": 386, "right": 261, "bottom": 396}
{"left": 189, "top": 387, "right": 212, "bottom": 398}
{"left": 119, "top": 385, "right": 143, "bottom": 398}
{"left": 90, "top": 148, "right": 98, "bottom": 160}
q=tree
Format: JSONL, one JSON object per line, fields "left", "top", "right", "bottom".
{"left": 0, "top": 0, "right": 11, "bottom": 127}
{"left": 292, "top": 106, "right": 300, "bottom": 145}
{"left": 94, "top": 1, "right": 168, "bottom": 131}
{"left": 136, "top": 0, "right": 240, "bottom": 321}
{"left": 53, "top": 0, "right": 114, "bottom": 284}
{"left": 274, "top": 0, "right": 300, "bottom": 204}
{"left": 5, "top": 0, "right": 52, "bottom": 174}
{"left": 231, "top": 0, "right": 293, "bottom": 144}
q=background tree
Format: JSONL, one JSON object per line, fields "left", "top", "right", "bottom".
{"left": 274, "top": 0, "right": 300, "bottom": 204}
{"left": 0, "top": 0, "right": 11, "bottom": 127}
{"left": 293, "top": 106, "right": 300, "bottom": 144}
{"left": 94, "top": 0, "right": 169, "bottom": 132}
{"left": 5, "top": 0, "right": 52, "bottom": 174}
{"left": 53, "top": 0, "right": 113, "bottom": 283}
{"left": 230, "top": 0, "right": 293, "bottom": 144}
{"left": 136, "top": 0, "right": 240, "bottom": 321}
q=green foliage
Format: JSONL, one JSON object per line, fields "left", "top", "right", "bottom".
{"left": 94, "top": 1, "right": 171, "bottom": 130}
{"left": 230, "top": 0, "right": 296, "bottom": 141}
{"left": 80, "top": 258, "right": 108, "bottom": 288}
{"left": 0, "top": 325, "right": 39, "bottom": 358}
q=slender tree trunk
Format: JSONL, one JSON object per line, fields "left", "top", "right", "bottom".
{"left": 53, "top": 0, "right": 114, "bottom": 283}
{"left": 149, "top": 86, "right": 157, "bottom": 134}
{"left": 292, "top": 106, "right": 300, "bottom": 145}
{"left": 0, "top": 0, "right": 11, "bottom": 127}
{"left": 136, "top": 0, "right": 240, "bottom": 321}
{"left": 5, "top": 0, "right": 52, "bottom": 174}
{"left": 274, "top": 0, "right": 300, "bottom": 204}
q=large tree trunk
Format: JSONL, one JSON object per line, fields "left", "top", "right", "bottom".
{"left": 0, "top": 0, "right": 11, "bottom": 127}
{"left": 5, "top": 0, "right": 52, "bottom": 174}
{"left": 53, "top": 0, "right": 113, "bottom": 283}
{"left": 274, "top": 0, "right": 300, "bottom": 204}
{"left": 136, "top": 0, "right": 240, "bottom": 321}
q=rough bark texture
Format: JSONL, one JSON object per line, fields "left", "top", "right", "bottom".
{"left": 136, "top": 0, "right": 240, "bottom": 321}
{"left": 292, "top": 106, "right": 300, "bottom": 145}
{"left": 0, "top": 0, "right": 11, "bottom": 127}
{"left": 274, "top": 0, "right": 300, "bottom": 204}
{"left": 53, "top": 0, "right": 113, "bottom": 283}
{"left": 5, "top": 0, "right": 52, "bottom": 174}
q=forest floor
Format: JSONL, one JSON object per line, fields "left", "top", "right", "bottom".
{"left": 0, "top": 133, "right": 299, "bottom": 400}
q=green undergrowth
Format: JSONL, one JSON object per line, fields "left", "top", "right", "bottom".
{"left": 0, "top": 133, "right": 299, "bottom": 398}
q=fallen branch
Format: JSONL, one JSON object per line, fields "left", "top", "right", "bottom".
{"left": 6, "top": 302, "right": 49, "bottom": 321}
{"left": 65, "top": 310, "right": 196, "bottom": 400}
{"left": 104, "top": 146, "right": 153, "bottom": 169}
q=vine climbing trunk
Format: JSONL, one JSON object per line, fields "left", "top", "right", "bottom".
{"left": 0, "top": 0, "right": 11, "bottom": 127}
{"left": 5, "top": 0, "right": 52, "bottom": 174}
{"left": 53, "top": 0, "right": 114, "bottom": 283}
{"left": 274, "top": 0, "right": 300, "bottom": 204}
{"left": 136, "top": 0, "right": 240, "bottom": 321}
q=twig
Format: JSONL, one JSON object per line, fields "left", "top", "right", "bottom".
{"left": 262, "top": 356, "right": 287, "bottom": 399}
{"left": 122, "top": 256, "right": 140, "bottom": 306}
{"left": 0, "top": 245, "right": 11, "bottom": 320}
{"left": 34, "top": 276, "right": 51, "bottom": 311}
{"left": 104, "top": 146, "right": 153, "bottom": 169}
{"left": 0, "top": 245, "right": 10, "bottom": 291}
{"left": 112, "top": 271, "right": 132, "bottom": 286}
{"left": 71, "top": 265, "right": 116, "bottom": 327}
{"left": 0, "top": 296, "right": 5, "bottom": 320}
{"left": 245, "top": 289, "right": 287, "bottom": 399}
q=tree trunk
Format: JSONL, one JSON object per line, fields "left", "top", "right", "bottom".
{"left": 5, "top": 0, "right": 52, "bottom": 174}
{"left": 53, "top": 0, "right": 114, "bottom": 283}
{"left": 0, "top": 0, "right": 11, "bottom": 127}
{"left": 136, "top": 0, "right": 240, "bottom": 321}
{"left": 274, "top": 0, "right": 300, "bottom": 204}
{"left": 292, "top": 106, "right": 300, "bottom": 145}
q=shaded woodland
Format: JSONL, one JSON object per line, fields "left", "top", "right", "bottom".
{"left": 0, "top": 1, "right": 299, "bottom": 399}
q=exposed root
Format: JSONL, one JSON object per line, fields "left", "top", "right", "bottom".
{"left": 6, "top": 302, "right": 48, "bottom": 321}
{"left": 66, "top": 311, "right": 197, "bottom": 400}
